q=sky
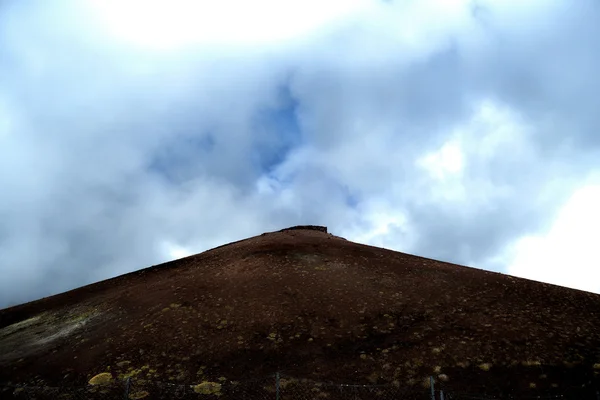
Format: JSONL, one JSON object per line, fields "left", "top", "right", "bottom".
{"left": 1, "top": 0, "right": 599, "bottom": 308}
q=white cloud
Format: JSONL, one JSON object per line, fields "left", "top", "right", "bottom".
{"left": 87, "top": 0, "right": 373, "bottom": 51}
{"left": 1, "top": 0, "right": 600, "bottom": 307}
{"left": 160, "top": 241, "right": 193, "bottom": 261}
{"left": 417, "top": 140, "right": 464, "bottom": 181}
{"left": 346, "top": 202, "right": 415, "bottom": 251}
{"left": 414, "top": 99, "right": 533, "bottom": 207}
{"left": 507, "top": 183, "right": 600, "bottom": 293}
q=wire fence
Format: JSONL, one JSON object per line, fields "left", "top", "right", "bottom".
{"left": 0, "top": 373, "right": 428, "bottom": 400}
{"left": 435, "top": 390, "right": 600, "bottom": 400}
{"left": 1, "top": 373, "right": 599, "bottom": 400}
{"left": 435, "top": 380, "right": 600, "bottom": 400}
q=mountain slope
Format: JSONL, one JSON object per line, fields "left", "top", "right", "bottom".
{"left": 1, "top": 226, "right": 600, "bottom": 397}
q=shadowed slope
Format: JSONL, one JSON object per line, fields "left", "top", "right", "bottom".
{"left": 1, "top": 226, "right": 600, "bottom": 397}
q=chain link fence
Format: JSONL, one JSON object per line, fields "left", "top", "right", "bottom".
{"left": 276, "top": 374, "right": 425, "bottom": 400}
{"left": 435, "top": 380, "right": 600, "bottom": 400}
{"left": 1, "top": 381, "right": 125, "bottom": 399}
{"left": 434, "top": 391, "right": 600, "bottom": 400}
{"left": 2, "top": 374, "right": 599, "bottom": 400}
{"left": 0, "top": 373, "right": 429, "bottom": 400}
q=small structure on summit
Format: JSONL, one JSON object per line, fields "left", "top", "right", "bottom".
{"left": 279, "top": 225, "right": 328, "bottom": 233}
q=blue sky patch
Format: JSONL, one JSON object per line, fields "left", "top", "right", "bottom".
{"left": 251, "top": 81, "right": 302, "bottom": 175}
{"left": 148, "top": 132, "right": 216, "bottom": 184}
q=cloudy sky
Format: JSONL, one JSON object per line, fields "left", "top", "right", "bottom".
{"left": 1, "top": 0, "right": 599, "bottom": 308}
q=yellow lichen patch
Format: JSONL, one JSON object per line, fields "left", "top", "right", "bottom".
{"left": 360, "top": 354, "right": 367, "bottom": 360}
{"left": 593, "top": 363, "right": 600, "bottom": 370}
{"left": 129, "top": 390, "right": 150, "bottom": 399}
{"left": 529, "top": 383, "right": 536, "bottom": 389}
{"left": 170, "top": 303, "right": 181, "bottom": 309}
{"left": 279, "top": 378, "right": 298, "bottom": 389}
{"left": 522, "top": 360, "right": 541, "bottom": 367}
{"left": 69, "top": 308, "right": 99, "bottom": 323}
{"left": 89, "top": 373, "right": 113, "bottom": 386}
{"left": 479, "top": 363, "right": 492, "bottom": 371}
{"left": 433, "top": 366, "right": 441, "bottom": 374}
{"left": 367, "top": 372, "right": 379, "bottom": 383}
{"left": 119, "top": 368, "right": 143, "bottom": 380}
{"left": 264, "top": 385, "right": 277, "bottom": 393}
{"left": 412, "top": 358, "right": 424, "bottom": 368}
{"left": 438, "top": 374, "right": 449, "bottom": 382}
{"left": 193, "top": 381, "right": 222, "bottom": 395}
{"left": 116, "top": 361, "right": 131, "bottom": 368}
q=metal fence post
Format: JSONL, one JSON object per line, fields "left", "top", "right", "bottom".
{"left": 276, "top": 372, "right": 280, "bottom": 400}
{"left": 124, "top": 377, "right": 131, "bottom": 399}
{"left": 430, "top": 376, "right": 435, "bottom": 400}
{"left": 440, "top": 389, "right": 444, "bottom": 400}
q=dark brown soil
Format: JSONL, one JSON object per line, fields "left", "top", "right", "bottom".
{"left": 1, "top": 226, "right": 600, "bottom": 398}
